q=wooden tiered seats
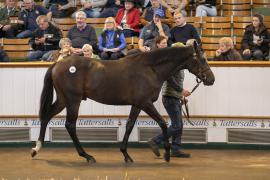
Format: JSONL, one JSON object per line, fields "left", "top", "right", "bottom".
{"left": 253, "top": 0, "right": 270, "bottom": 8}
{"left": 1, "top": 38, "right": 31, "bottom": 61}
{"left": 125, "top": 37, "right": 139, "bottom": 50}
{"left": 201, "top": 16, "right": 231, "bottom": 37}
{"left": 232, "top": 16, "right": 251, "bottom": 37}
{"left": 201, "top": 37, "right": 220, "bottom": 58}
{"left": 221, "top": 0, "right": 251, "bottom": 16}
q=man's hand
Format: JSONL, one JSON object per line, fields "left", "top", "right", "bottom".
{"left": 243, "top": 49, "right": 251, "bottom": 55}
{"left": 139, "top": 46, "right": 150, "bottom": 52}
{"left": 58, "top": 5, "right": 64, "bottom": 10}
{"left": 181, "top": 89, "right": 191, "bottom": 97}
{"left": 35, "top": 38, "right": 42, "bottom": 44}
{"left": 17, "top": 20, "right": 24, "bottom": 24}
{"left": 257, "top": 39, "right": 263, "bottom": 45}
{"left": 215, "top": 49, "right": 222, "bottom": 56}
{"left": 2, "top": 25, "right": 11, "bottom": 31}
{"left": 155, "top": 20, "right": 162, "bottom": 30}
{"left": 39, "top": 37, "right": 46, "bottom": 44}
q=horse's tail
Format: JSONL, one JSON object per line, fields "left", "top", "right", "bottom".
{"left": 39, "top": 63, "right": 56, "bottom": 121}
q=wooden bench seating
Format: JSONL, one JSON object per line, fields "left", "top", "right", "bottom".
{"left": 1, "top": 38, "right": 31, "bottom": 60}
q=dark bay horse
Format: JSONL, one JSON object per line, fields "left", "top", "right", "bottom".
{"left": 31, "top": 42, "right": 215, "bottom": 163}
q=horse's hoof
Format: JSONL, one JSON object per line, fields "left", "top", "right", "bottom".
{"left": 163, "top": 152, "right": 170, "bottom": 162}
{"left": 87, "top": 157, "right": 96, "bottom": 164}
{"left": 30, "top": 149, "right": 37, "bottom": 158}
{"left": 124, "top": 157, "right": 134, "bottom": 163}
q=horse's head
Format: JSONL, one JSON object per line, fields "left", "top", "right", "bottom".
{"left": 185, "top": 40, "right": 215, "bottom": 86}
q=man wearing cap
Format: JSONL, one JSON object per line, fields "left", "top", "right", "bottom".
{"left": 141, "top": 0, "right": 173, "bottom": 27}
{"left": 128, "top": 9, "right": 170, "bottom": 54}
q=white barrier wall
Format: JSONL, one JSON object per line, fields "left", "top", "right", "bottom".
{"left": 0, "top": 63, "right": 270, "bottom": 144}
{"left": 0, "top": 66, "right": 269, "bottom": 117}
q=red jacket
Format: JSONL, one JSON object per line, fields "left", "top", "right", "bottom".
{"left": 115, "top": 7, "right": 140, "bottom": 33}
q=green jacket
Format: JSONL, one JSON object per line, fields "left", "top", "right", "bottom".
{"left": 0, "top": 7, "right": 20, "bottom": 25}
{"left": 162, "top": 70, "right": 184, "bottom": 99}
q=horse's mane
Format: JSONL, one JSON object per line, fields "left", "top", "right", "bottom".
{"left": 134, "top": 46, "right": 194, "bottom": 65}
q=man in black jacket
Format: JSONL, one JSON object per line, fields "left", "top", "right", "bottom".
{"left": 28, "top": 15, "right": 62, "bottom": 61}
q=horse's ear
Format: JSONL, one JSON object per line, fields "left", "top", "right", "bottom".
{"left": 193, "top": 40, "right": 201, "bottom": 56}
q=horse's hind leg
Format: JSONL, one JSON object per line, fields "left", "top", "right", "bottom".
{"left": 31, "top": 99, "right": 65, "bottom": 157}
{"left": 141, "top": 102, "right": 170, "bottom": 162}
{"left": 120, "top": 106, "right": 141, "bottom": 163}
{"left": 65, "top": 99, "right": 96, "bottom": 163}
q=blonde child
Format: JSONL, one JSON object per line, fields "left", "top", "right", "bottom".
{"left": 82, "top": 44, "right": 100, "bottom": 59}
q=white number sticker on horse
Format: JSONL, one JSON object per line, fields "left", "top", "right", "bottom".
{"left": 69, "top": 66, "right": 76, "bottom": 73}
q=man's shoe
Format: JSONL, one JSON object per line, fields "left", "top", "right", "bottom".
{"left": 171, "top": 151, "right": 191, "bottom": 158}
{"left": 147, "top": 139, "right": 160, "bottom": 157}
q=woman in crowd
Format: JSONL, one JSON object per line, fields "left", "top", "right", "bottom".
{"left": 98, "top": 17, "right": 126, "bottom": 60}
{"left": 153, "top": 34, "right": 168, "bottom": 49}
{"left": 115, "top": 0, "right": 140, "bottom": 37}
{"left": 241, "top": 14, "right": 270, "bottom": 60}
{"left": 214, "top": 37, "right": 242, "bottom": 61}
{"left": 49, "top": 38, "right": 74, "bottom": 61}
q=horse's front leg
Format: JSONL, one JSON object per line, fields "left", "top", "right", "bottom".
{"left": 65, "top": 101, "right": 96, "bottom": 163}
{"left": 142, "top": 102, "right": 170, "bottom": 162}
{"left": 120, "top": 106, "right": 141, "bottom": 163}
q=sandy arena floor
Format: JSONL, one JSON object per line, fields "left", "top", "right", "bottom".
{"left": 0, "top": 147, "right": 270, "bottom": 180}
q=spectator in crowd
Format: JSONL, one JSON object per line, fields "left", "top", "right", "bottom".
{"left": 28, "top": 15, "right": 62, "bottom": 61}
{"left": 44, "top": 0, "right": 76, "bottom": 18}
{"left": 152, "top": 34, "right": 168, "bottom": 49}
{"left": 99, "top": 0, "right": 122, "bottom": 18}
{"left": 148, "top": 37, "right": 191, "bottom": 158}
{"left": 140, "top": 0, "right": 173, "bottom": 27}
{"left": 0, "top": 49, "right": 9, "bottom": 62}
{"left": 115, "top": 0, "right": 140, "bottom": 37}
{"left": 0, "top": 0, "right": 20, "bottom": 38}
{"left": 17, "top": 0, "right": 52, "bottom": 38}
{"left": 129, "top": 9, "right": 170, "bottom": 54}
{"left": 195, "top": 0, "right": 217, "bottom": 17}
{"left": 161, "top": 0, "right": 187, "bottom": 17}
{"left": 68, "top": 11, "right": 98, "bottom": 55}
{"left": 170, "top": 12, "right": 201, "bottom": 45}
{"left": 98, "top": 17, "right": 126, "bottom": 60}
{"left": 48, "top": 37, "right": 74, "bottom": 61}
{"left": 136, "top": 0, "right": 152, "bottom": 12}
{"left": 214, "top": 37, "right": 242, "bottom": 61}
{"left": 74, "top": 0, "right": 107, "bottom": 18}
{"left": 0, "top": 0, "right": 4, "bottom": 8}
{"left": 82, "top": 44, "right": 100, "bottom": 59}
{"left": 241, "top": 14, "right": 270, "bottom": 60}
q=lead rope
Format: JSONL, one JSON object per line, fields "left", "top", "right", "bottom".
{"left": 181, "top": 78, "right": 202, "bottom": 126}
